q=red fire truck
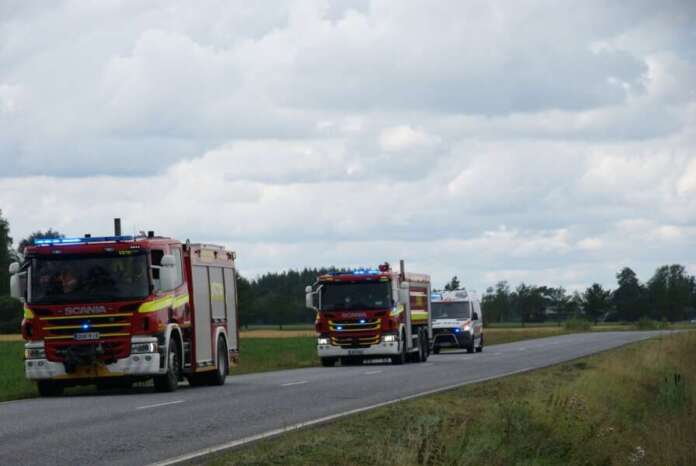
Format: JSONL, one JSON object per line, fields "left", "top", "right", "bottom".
{"left": 305, "top": 261, "right": 432, "bottom": 366}
{"left": 8, "top": 220, "right": 239, "bottom": 396}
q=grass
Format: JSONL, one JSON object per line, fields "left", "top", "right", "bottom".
{"left": 0, "top": 341, "right": 35, "bottom": 401}
{"left": 233, "top": 337, "right": 318, "bottom": 375}
{"left": 208, "top": 331, "right": 696, "bottom": 466}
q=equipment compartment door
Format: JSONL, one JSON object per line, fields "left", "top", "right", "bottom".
{"left": 192, "top": 265, "right": 213, "bottom": 363}
{"left": 223, "top": 268, "right": 238, "bottom": 351}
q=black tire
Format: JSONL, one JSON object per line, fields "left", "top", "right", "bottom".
{"left": 208, "top": 337, "right": 228, "bottom": 386}
{"left": 476, "top": 334, "right": 484, "bottom": 353}
{"left": 419, "top": 330, "right": 429, "bottom": 362}
{"left": 321, "top": 357, "right": 337, "bottom": 367}
{"left": 391, "top": 332, "right": 407, "bottom": 365}
{"left": 37, "top": 380, "right": 63, "bottom": 397}
{"left": 154, "top": 339, "right": 181, "bottom": 393}
{"left": 433, "top": 345, "right": 441, "bottom": 355}
{"left": 466, "top": 338, "right": 475, "bottom": 353}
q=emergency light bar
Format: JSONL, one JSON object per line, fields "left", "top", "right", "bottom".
{"left": 34, "top": 235, "right": 135, "bottom": 246}
{"left": 327, "top": 268, "right": 381, "bottom": 276}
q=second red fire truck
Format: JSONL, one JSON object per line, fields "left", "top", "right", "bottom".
{"left": 306, "top": 261, "right": 432, "bottom": 366}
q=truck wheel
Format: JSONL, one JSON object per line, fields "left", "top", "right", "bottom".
{"left": 321, "top": 357, "right": 337, "bottom": 367}
{"left": 37, "top": 380, "right": 63, "bottom": 397}
{"left": 476, "top": 335, "right": 484, "bottom": 353}
{"left": 419, "top": 330, "right": 429, "bottom": 362}
{"left": 208, "top": 337, "right": 228, "bottom": 386}
{"left": 433, "top": 345, "right": 441, "bottom": 355}
{"left": 154, "top": 340, "right": 181, "bottom": 393}
{"left": 391, "top": 332, "right": 407, "bottom": 365}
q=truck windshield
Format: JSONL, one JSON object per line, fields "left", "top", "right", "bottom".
{"left": 432, "top": 302, "right": 470, "bottom": 320}
{"left": 30, "top": 252, "right": 150, "bottom": 304}
{"left": 320, "top": 281, "right": 391, "bottom": 311}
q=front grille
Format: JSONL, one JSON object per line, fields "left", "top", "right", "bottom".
{"left": 328, "top": 319, "right": 380, "bottom": 348}
{"left": 39, "top": 313, "right": 132, "bottom": 340}
{"left": 39, "top": 313, "right": 133, "bottom": 363}
{"left": 328, "top": 319, "right": 380, "bottom": 332}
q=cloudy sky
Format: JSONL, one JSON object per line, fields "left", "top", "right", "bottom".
{"left": 1, "top": 0, "right": 695, "bottom": 292}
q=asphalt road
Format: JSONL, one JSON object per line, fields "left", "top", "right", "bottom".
{"left": 0, "top": 331, "right": 673, "bottom": 466}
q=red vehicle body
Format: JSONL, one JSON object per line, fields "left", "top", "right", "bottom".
{"left": 306, "top": 261, "right": 432, "bottom": 366}
{"left": 10, "top": 230, "right": 239, "bottom": 396}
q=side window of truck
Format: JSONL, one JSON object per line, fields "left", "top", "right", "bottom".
{"left": 172, "top": 247, "right": 184, "bottom": 287}
{"left": 151, "top": 249, "right": 164, "bottom": 290}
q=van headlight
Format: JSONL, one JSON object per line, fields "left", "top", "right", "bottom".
{"left": 383, "top": 334, "right": 396, "bottom": 342}
{"left": 24, "top": 347, "right": 46, "bottom": 359}
{"left": 317, "top": 337, "right": 329, "bottom": 345}
{"left": 131, "top": 342, "right": 158, "bottom": 354}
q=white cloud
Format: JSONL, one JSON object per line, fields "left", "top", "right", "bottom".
{"left": 1, "top": 0, "right": 695, "bottom": 292}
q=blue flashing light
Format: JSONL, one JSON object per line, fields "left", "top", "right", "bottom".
{"left": 336, "top": 326, "right": 343, "bottom": 331}
{"left": 34, "top": 235, "right": 134, "bottom": 246}
{"left": 82, "top": 323, "right": 90, "bottom": 330}
{"left": 359, "top": 319, "right": 366, "bottom": 324}
{"left": 454, "top": 328, "right": 461, "bottom": 333}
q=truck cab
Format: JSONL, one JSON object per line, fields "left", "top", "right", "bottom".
{"left": 431, "top": 290, "right": 483, "bottom": 354}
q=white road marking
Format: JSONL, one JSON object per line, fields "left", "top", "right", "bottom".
{"left": 136, "top": 400, "right": 184, "bottom": 410}
{"left": 148, "top": 366, "right": 538, "bottom": 466}
{"left": 363, "top": 370, "right": 382, "bottom": 375}
{"left": 281, "top": 380, "right": 308, "bottom": 387}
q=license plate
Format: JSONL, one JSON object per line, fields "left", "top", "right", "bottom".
{"left": 348, "top": 349, "right": 364, "bottom": 355}
{"left": 75, "top": 332, "right": 100, "bottom": 341}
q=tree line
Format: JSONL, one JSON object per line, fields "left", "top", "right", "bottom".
{"left": 480, "top": 265, "right": 696, "bottom": 325}
{"left": 0, "top": 211, "right": 694, "bottom": 330}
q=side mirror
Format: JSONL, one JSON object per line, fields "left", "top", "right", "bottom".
{"left": 9, "top": 262, "right": 26, "bottom": 302}
{"left": 159, "top": 255, "right": 177, "bottom": 291}
{"left": 473, "top": 312, "right": 479, "bottom": 321}
{"left": 305, "top": 286, "right": 315, "bottom": 310}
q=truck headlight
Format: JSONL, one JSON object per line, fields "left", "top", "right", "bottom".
{"left": 317, "top": 338, "right": 329, "bottom": 345}
{"left": 383, "top": 334, "right": 396, "bottom": 342}
{"left": 463, "top": 324, "right": 471, "bottom": 332}
{"left": 24, "top": 347, "right": 46, "bottom": 359}
{"left": 131, "top": 342, "right": 158, "bottom": 354}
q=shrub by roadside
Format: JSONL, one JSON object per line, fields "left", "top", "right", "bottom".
{"left": 0, "top": 296, "right": 22, "bottom": 334}
{"left": 563, "top": 318, "right": 591, "bottom": 331}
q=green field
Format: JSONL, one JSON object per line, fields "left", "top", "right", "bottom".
{"left": 210, "top": 331, "right": 696, "bottom": 466}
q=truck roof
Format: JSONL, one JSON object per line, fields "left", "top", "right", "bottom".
{"left": 318, "top": 268, "right": 430, "bottom": 284}
{"left": 25, "top": 235, "right": 178, "bottom": 256}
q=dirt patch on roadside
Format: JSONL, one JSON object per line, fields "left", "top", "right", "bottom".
{"left": 0, "top": 334, "right": 22, "bottom": 342}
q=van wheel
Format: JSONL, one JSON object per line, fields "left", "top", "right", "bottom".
{"left": 476, "top": 335, "right": 484, "bottom": 353}
{"left": 433, "top": 345, "right": 441, "bottom": 355}
{"left": 37, "top": 380, "right": 63, "bottom": 397}
{"left": 208, "top": 337, "right": 229, "bottom": 386}
{"left": 466, "top": 339, "right": 475, "bottom": 353}
{"left": 154, "top": 340, "right": 180, "bottom": 392}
